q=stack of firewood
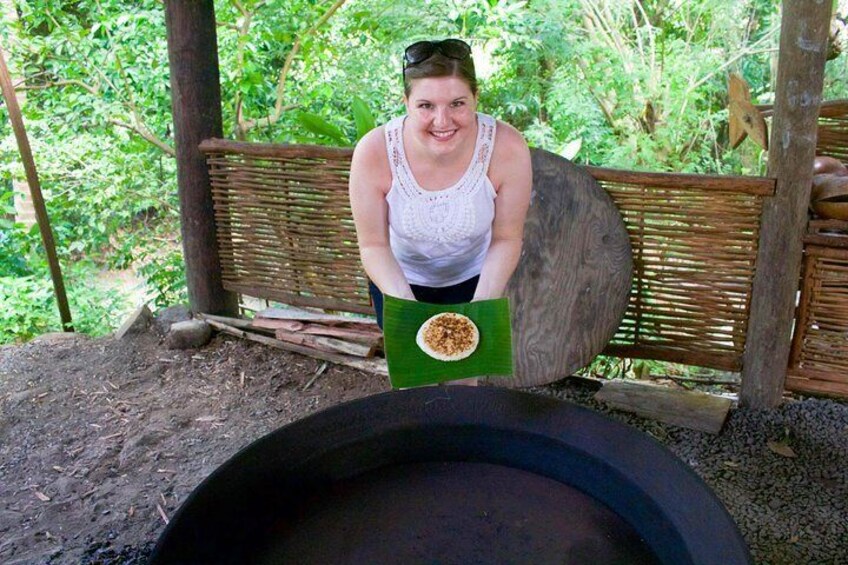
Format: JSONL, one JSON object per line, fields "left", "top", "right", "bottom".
{"left": 197, "top": 309, "right": 387, "bottom": 376}
{"left": 249, "top": 308, "right": 383, "bottom": 358}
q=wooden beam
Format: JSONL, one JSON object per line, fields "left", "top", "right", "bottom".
{"left": 741, "top": 0, "right": 832, "bottom": 409}
{"left": 164, "top": 0, "right": 238, "bottom": 315}
{"left": 594, "top": 380, "right": 733, "bottom": 435}
{"left": 0, "top": 47, "right": 73, "bottom": 331}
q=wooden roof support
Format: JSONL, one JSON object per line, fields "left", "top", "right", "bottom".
{"left": 164, "top": 0, "right": 238, "bottom": 315}
{"left": 741, "top": 0, "right": 832, "bottom": 409}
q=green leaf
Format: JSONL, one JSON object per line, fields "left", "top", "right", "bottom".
{"left": 382, "top": 295, "right": 513, "bottom": 388}
{"left": 295, "top": 112, "right": 349, "bottom": 145}
{"left": 352, "top": 96, "right": 376, "bottom": 141}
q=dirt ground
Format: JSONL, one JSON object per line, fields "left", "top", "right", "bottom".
{"left": 0, "top": 328, "right": 390, "bottom": 564}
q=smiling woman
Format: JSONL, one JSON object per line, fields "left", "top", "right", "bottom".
{"left": 348, "top": 40, "right": 533, "bottom": 370}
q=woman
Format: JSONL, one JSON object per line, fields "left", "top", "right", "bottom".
{"left": 349, "top": 38, "right": 532, "bottom": 331}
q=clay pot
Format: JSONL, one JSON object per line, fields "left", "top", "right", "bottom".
{"left": 812, "top": 200, "right": 848, "bottom": 220}
{"left": 811, "top": 174, "right": 848, "bottom": 220}
{"left": 812, "top": 155, "right": 848, "bottom": 176}
{"left": 811, "top": 174, "right": 848, "bottom": 202}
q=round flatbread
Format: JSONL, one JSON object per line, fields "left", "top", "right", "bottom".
{"left": 416, "top": 312, "right": 479, "bottom": 361}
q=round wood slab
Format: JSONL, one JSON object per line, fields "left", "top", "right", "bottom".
{"left": 494, "top": 148, "right": 632, "bottom": 388}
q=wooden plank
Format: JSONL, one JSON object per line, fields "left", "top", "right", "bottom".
{"left": 255, "top": 307, "right": 377, "bottom": 325}
{"left": 499, "top": 149, "right": 632, "bottom": 388}
{"left": 586, "top": 166, "right": 776, "bottom": 196}
{"left": 741, "top": 0, "right": 832, "bottom": 409}
{"left": 200, "top": 137, "right": 353, "bottom": 160}
{"left": 756, "top": 99, "right": 848, "bottom": 118}
{"left": 203, "top": 318, "right": 388, "bottom": 375}
{"left": 164, "top": 0, "right": 238, "bottom": 316}
{"left": 274, "top": 330, "right": 374, "bottom": 357}
{"left": 594, "top": 380, "right": 733, "bottom": 434}
{"left": 788, "top": 253, "right": 816, "bottom": 368}
{"left": 251, "top": 319, "right": 381, "bottom": 342}
{"left": 785, "top": 374, "right": 848, "bottom": 398}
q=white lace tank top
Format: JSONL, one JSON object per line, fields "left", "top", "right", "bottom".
{"left": 385, "top": 112, "right": 497, "bottom": 287}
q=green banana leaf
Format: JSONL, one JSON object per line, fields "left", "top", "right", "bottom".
{"left": 352, "top": 96, "right": 376, "bottom": 141}
{"left": 382, "top": 295, "right": 513, "bottom": 388}
{"left": 296, "top": 111, "right": 349, "bottom": 145}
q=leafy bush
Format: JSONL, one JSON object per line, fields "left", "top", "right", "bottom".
{"left": 0, "top": 263, "right": 127, "bottom": 344}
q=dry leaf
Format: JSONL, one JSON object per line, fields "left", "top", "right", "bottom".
{"left": 34, "top": 491, "right": 51, "bottom": 502}
{"left": 52, "top": 466, "right": 64, "bottom": 473}
{"left": 723, "top": 461, "right": 740, "bottom": 468}
{"left": 767, "top": 440, "right": 797, "bottom": 458}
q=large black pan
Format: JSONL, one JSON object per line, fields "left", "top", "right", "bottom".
{"left": 151, "top": 386, "right": 750, "bottom": 564}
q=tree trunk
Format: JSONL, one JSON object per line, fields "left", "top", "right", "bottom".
{"left": 741, "top": 0, "right": 832, "bottom": 409}
{"left": 164, "top": 0, "right": 238, "bottom": 315}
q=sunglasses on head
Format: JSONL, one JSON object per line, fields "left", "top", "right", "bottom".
{"left": 403, "top": 39, "right": 472, "bottom": 72}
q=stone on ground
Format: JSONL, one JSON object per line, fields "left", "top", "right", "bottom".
{"left": 165, "top": 320, "right": 212, "bottom": 350}
{"left": 152, "top": 304, "right": 192, "bottom": 336}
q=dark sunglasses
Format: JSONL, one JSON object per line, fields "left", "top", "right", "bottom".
{"left": 403, "top": 39, "right": 472, "bottom": 72}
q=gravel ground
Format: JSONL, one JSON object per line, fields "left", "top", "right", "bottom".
{"left": 533, "top": 380, "right": 848, "bottom": 564}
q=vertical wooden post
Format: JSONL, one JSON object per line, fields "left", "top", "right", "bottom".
{"left": 741, "top": 0, "right": 831, "bottom": 409}
{"left": 0, "top": 47, "right": 73, "bottom": 331}
{"left": 164, "top": 0, "right": 238, "bottom": 315}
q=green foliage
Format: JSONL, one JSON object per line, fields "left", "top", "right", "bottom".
{"left": 296, "top": 111, "right": 349, "bottom": 145}
{"left": 352, "top": 96, "right": 376, "bottom": 141}
{"left": 0, "top": 263, "right": 127, "bottom": 344}
{"left": 137, "top": 246, "right": 188, "bottom": 309}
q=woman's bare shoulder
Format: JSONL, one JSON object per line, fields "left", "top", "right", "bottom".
{"left": 490, "top": 120, "right": 531, "bottom": 184}
{"left": 353, "top": 126, "right": 388, "bottom": 162}
{"left": 350, "top": 125, "right": 392, "bottom": 192}
{"left": 493, "top": 120, "right": 529, "bottom": 155}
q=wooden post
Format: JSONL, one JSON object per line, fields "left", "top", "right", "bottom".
{"left": 0, "top": 46, "right": 73, "bottom": 331}
{"left": 741, "top": 0, "right": 832, "bottom": 409}
{"left": 164, "top": 0, "right": 238, "bottom": 315}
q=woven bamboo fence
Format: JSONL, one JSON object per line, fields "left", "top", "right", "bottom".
{"left": 788, "top": 221, "right": 848, "bottom": 397}
{"left": 199, "top": 139, "right": 370, "bottom": 314}
{"left": 200, "top": 138, "right": 779, "bottom": 373}
{"left": 759, "top": 99, "right": 848, "bottom": 162}
{"left": 815, "top": 100, "right": 848, "bottom": 162}
{"left": 588, "top": 168, "right": 776, "bottom": 371}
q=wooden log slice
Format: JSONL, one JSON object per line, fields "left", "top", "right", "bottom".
{"left": 490, "top": 148, "right": 632, "bottom": 388}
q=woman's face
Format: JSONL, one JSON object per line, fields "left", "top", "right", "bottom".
{"left": 404, "top": 76, "right": 478, "bottom": 157}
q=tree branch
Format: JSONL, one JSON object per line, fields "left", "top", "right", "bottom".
{"left": 16, "top": 79, "right": 100, "bottom": 96}
{"left": 110, "top": 118, "right": 175, "bottom": 156}
{"left": 239, "top": 0, "right": 347, "bottom": 134}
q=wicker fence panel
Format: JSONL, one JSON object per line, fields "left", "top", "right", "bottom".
{"left": 199, "top": 139, "right": 370, "bottom": 314}
{"left": 588, "top": 168, "right": 776, "bottom": 371}
{"left": 200, "top": 138, "right": 779, "bottom": 372}
{"left": 814, "top": 101, "right": 848, "bottom": 162}
{"left": 759, "top": 99, "right": 848, "bottom": 161}
{"left": 788, "top": 243, "right": 848, "bottom": 397}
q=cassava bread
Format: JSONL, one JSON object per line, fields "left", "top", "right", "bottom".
{"left": 416, "top": 312, "right": 479, "bottom": 361}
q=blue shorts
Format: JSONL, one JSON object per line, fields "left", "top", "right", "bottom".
{"left": 368, "top": 275, "right": 480, "bottom": 329}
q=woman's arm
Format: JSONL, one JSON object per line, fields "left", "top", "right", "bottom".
{"left": 472, "top": 123, "right": 532, "bottom": 301}
{"left": 349, "top": 128, "right": 416, "bottom": 300}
